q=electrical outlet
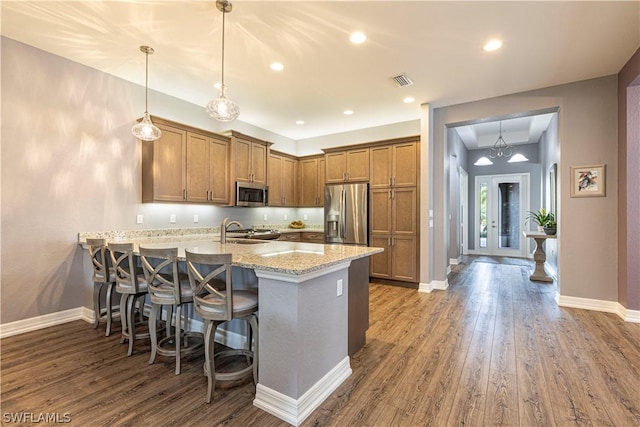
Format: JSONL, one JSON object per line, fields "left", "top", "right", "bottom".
{"left": 263, "top": 214, "right": 268, "bottom": 221}
{"left": 337, "top": 279, "right": 343, "bottom": 297}
{"left": 284, "top": 213, "right": 288, "bottom": 220}
{"left": 136, "top": 214, "right": 143, "bottom": 224}
{"left": 170, "top": 214, "right": 176, "bottom": 223}
{"left": 303, "top": 214, "right": 308, "bottom": 220}
{"left": 193, "top": 214, "right": 199, "bottom": 223}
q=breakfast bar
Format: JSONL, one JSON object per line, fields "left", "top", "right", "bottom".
{"left": 80, "top": 231, "right": 382, "bottom": 426}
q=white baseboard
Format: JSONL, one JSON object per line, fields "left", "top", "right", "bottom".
{"left": 0, "top": 307, "right": 92, "bottom": 339}
{"left": 254, "top": 356, "right": 351, "bottom": 426}
{"left": 418, "top": 279, "right": 449, "bottom": 293}
{"left": 449, "top": 257, "right": 462, "bottom": 266}
{"left": 555, "top": 293, "right": 640, "bottom": 323}
{"left": 1, "top": 306, "right": 249, "bottom": 346}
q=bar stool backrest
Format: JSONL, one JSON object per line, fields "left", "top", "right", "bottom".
{"left": 87, "top": 238, "right": 111, "bottom": 283}
{"left": 185, "top": 251, "right": 234, "bottom": 322}
{"left": 139, "top": 247, "right": 183, "bottom": 304}
{"left": 108, "top": 242, "right": 143, "bottom": 294}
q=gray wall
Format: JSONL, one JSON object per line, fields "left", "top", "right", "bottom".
{"left": 430, "top": 75, "right": 620, "bottom": 303}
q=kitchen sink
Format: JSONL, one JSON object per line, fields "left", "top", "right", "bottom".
{"left": 225, "top": 239, "right": 269, "bottom": 245}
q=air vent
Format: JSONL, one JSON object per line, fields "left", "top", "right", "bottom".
{"left": 391, "top": 74, "right": 414, "bottom": 87}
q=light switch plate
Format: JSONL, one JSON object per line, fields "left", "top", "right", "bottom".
{"left": 170, "top": 214, "right": 176, "bottom": 223}
{"left": 337, "top": 279, "right": 343, "bottom": 296}
{"left": 284, "top": 213, "right": 288, "bottom": 220}
{"left": 303, "top": 214, "right": 308, "bottom": 220}
{"left": 136, "top": 214, "right": 143, "bottom": 224}
{"left": 193, "top": 214, "right": 199, "bottom": 223}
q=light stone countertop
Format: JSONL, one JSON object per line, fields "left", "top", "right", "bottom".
{"left": 79, "top": 230, "right": 381, "bottom": 276}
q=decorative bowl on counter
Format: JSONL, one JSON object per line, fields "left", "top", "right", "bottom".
{"left": 289, "top": 220, "right": 305, "bottom": 229}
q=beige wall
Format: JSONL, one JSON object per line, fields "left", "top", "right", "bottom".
{"left": 618, "top": 48, "right": 640, "bottom": 310}
{"left": 429, "top": 76, "right": 619, "bottom": 302}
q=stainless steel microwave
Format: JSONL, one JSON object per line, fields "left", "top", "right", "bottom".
{"left": 236, "top": 181, "right": 269, "bottom": 207}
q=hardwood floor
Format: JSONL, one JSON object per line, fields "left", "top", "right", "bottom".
{"left": 2, "top": 256, "right": 639, "bottom": 426}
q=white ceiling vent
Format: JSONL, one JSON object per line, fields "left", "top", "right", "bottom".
{"left": 391, "top": 74, "right": 414, "bottom": 87}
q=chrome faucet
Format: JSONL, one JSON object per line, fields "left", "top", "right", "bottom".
{"left": 220, "top": 217, "right": 243, "bottom": 243}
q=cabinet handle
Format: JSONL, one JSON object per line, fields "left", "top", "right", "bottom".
{"left": 388, "top": 189, "right": 392, "bottom": 199}
{"left": 388, "top": 237, "right": 391, "bottom": 246}
{"left": 392, "top": 189, "right": 395, "bottom": 199}
{"left": 392, "top": 237, "right": 395, "bottom": 246}
{"left": 347, "top": 172, "right": 350, "bottom": 181}
{"left": 183, "top": 189, "right": 187, "bottom": 200}
{"left": 392, "top": 177, "right": 396, "bottom": 186}
{"left": 389, "top": 177, "right": 393, "bottom": 186}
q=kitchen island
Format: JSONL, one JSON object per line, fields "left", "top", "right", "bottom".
{"left": 80, "top": 231, "right": 381, "bottom": 426}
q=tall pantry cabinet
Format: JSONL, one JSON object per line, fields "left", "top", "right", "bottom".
{"left": 368, "top": 138, "right": 419, "bottom": 283}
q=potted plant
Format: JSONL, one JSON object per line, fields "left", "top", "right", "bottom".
{"left": 543, "top": 219, "right": 557, "bottom": 235}
{"left": 526, "top": 208, "right": 555, "bottom": 232}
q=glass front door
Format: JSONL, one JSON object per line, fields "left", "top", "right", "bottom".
{"left": 475, "top": 174, "right": 529, "bottom": 257}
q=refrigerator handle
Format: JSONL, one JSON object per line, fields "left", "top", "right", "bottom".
{"left": 340, "top": 188, "right": 347, "bottom": 239}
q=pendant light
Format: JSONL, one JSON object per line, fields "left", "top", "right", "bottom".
{"left": 489, "top": 121, "right": 513, "bottom": 159}
{"left": 206, "top": 0, "right": 240, "bottom": 122}
{"left": 131, "top": 45, "right": 162, "bottom": 141}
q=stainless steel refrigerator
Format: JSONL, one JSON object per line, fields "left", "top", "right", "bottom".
{"left": 324, "top": 183, "right": 368, "bottom": 245}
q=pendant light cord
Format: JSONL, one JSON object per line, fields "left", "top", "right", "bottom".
{"left": 144, "top": 50, "right": 149, "bottom": 113}
{"left": 220, "top": 4, "right": 226, "bottom": 95}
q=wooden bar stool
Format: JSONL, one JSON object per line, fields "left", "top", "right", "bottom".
{"left": 185, "top": 251, "right": 258, "bottom": 403}
{"left": 108, "top": 242, "right": 155, "bottom": 356}
{"left": 86, "top": 238, "right": 119, "bottom": 336}
{"left": 139, "top": 247, "right": 203, "bottom": 375}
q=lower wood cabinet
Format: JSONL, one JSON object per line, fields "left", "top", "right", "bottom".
{"left": 369, "top": 235, "right": 418, "bottom": 282}
{"left": 278, "top": 232, "right": 301, "bottom": 242}
{"left": 301, "top": 231, "right": 324, "bottom": 243}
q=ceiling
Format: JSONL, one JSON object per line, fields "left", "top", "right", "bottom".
{"left": 1, "top": 1, "right": 638, "bottom": 141}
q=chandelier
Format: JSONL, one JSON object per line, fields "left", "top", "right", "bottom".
{"left": 489, "top": 121, "right": 513, "bottom": 159}
{"left": 206, "top": 0, "right": 240, "bottom": 122}
{"left": 131, "top": 45, "right": 162, "bottom": 141}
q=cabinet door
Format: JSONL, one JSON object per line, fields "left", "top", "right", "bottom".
{"left": 370, "top": 188, "right": 392, "bottom": 234}
{"left": 150, "top": 124, "right": 186, "bottom": 202}
{"left": 369, "top": 146, "right": 392, "bottom": 188}
{"left": 233, "top": 138, "right": 253, "bottom": 183}
{"left": 251, "top": 142, "right": 268, "bottom": 184}
{"left": 268, "top": 154, "right": 284, "bottom": 206}
{"left": 392, "top": 187, "right": 417, "bottom": 235}
{"left": 299, "top": 158, "right": 319, "bottom": 206}
{"left": 325, "top": 152, "right": 347, "bottom": 183}
{"left": 317, "top": 158, "right": 325, "bottom": 206}
{"left": 283, "top": 157, "right": 297, "bottom": 206}
{"left": 391, "top": 236, "right": 418, "bottom": 282}
{"left": 346, "top": 148, "right": 369, "bottom": 181}
{"left": 209, "top": 137, "right": 229, "bottom": 204}
{"left": 369, "top": 235, "right": 392, "bottom": 279}
{"left": 393, "top": 142, "right": 418, "bottom": 187}
{"left": 186, "top": 133, "right": 210, "bottom": 203}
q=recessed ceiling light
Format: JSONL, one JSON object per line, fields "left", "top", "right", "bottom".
{"left": 344, "top": 110, "right": 354, "bottom": 115}
{"left": 350, "top": 32, "right": 366, "bottom": 44}
{"left": 296, "top": 120, "right": 305, "bottom": 125}
{"left": 270, "top": 62, "right": 284, "bottom": 71}
{"left": 403, "top": 97, "right": 415, "bottom": 104}
{"left": 483, "top": 39, "right": 503, "bottom": 52}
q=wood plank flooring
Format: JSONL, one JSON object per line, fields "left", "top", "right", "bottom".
{"left": 2, "top": 256, "right": 639, "bottom": 426}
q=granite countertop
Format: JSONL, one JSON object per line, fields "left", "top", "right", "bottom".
{"left": 79, "top": 228, "right": 380, "bottom": 276}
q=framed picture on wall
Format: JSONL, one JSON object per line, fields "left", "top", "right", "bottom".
{"left": 570, "top": 164, "right": 606, "bottom": 197}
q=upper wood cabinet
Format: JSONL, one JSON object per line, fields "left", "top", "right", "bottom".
{"left": 298, "top": 155, "right": 325, "bottom": 207}
{"left": 370, "top": 140, "right": 418, "bottom": 188}
{"left": 325, "top": 147, "right": 369, "bottom": 183}
{"left": 230, "top": 131, "right": 269, "bottom": 185}
{"left": 186, "top": 132, "right": 229, "bottom": 204}
{"left": 141, "top": 117, "right": 230, "bottom": 205}
{"left": 268, "top": 151, "right": 298, "bottom": 207}
{"left": 142, "top": 122, "right": 187, "bottom": 203}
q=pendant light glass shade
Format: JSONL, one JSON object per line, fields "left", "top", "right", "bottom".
{"left": 132, "top": 112, "right": 163, "bottom": 141}
{"left": 207, "top": 0, "right": 239, "bottom": 122}
{"left": 132, "top": 45, "right": 162, "bottom": 141}
{"left": 206, "top": 89, "right": 239, "bottom": 122}
{"left": 508, "top": 153, "right": 529, "bottom": 163}
{"left": 474, "top": 156, "right": 493, "bottom": 166}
